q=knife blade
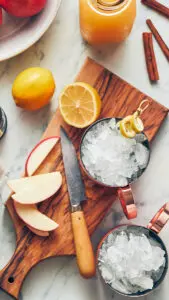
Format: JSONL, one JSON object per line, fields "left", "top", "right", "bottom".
{"left": 60, "top": 127, "right": 86, "bottom": 209}
{"left": 60, "top": 126, "right": 96, "bottom": 278}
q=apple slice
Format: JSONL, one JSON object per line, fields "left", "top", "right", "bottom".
{"left": 8, "top": 172, "right": 62, "bottom": 193}
{"left": 14, "top": 202, "right": 58, "bottom": 232}
{"left": 27, "top": 225, "right": 49, "bottom": 237}
{"left": 8, "top": 172, "right": 62, "bottom": 204}
{"left": 25, "top": 136, "right": 60, "bottom": 176}
{"left": 0, "top": 9, "right": 2, "bottom": 25}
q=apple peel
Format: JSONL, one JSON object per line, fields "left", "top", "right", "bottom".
{"left": 0, "top": 8, "right": 2, "bottom": 25}
{"left": 27, "top": 225, "right": 49, "bottom": 237}
{"left": 25, "top": 136, "right": 60, "bottom": 176}
{"left": 14, "top": 202, "right": 59, "bottom": 232}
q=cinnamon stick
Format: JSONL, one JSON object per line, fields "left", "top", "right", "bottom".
{"left": 143, "top": 32, "right": 159, "bottom": 81}
{"left": 146, "top": 19, "right": 169, "bottom": 61}
{"left": 142, "top": 0, "right": 169, "bottom": 18}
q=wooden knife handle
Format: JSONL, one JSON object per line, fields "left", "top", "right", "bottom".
{"left": 71, "top": 211, "right": 96, "bottom": 278}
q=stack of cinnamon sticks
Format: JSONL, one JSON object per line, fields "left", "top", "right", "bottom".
{"left": 142, "top": 0, "right": 169, "bottom": 82}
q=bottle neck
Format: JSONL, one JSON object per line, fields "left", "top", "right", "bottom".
{"left": 96, "top": 0, "right": 128, "bottom": 11}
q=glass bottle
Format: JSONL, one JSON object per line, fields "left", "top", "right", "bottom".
{"left": 79, "top": 0, "right": 136, "bottom": 44}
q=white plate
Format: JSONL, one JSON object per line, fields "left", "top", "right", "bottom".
{"left": 0, "top": 0, "right": 61, "bottom": 61}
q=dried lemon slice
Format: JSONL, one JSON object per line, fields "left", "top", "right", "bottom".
{"left": 119, "top": 116, "right": 136, "bottom": 138}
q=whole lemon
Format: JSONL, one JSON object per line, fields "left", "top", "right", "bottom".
{"left": 12, "top": 67, "right": 56, "bottom": 111}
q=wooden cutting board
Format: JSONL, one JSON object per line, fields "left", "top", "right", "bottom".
{"left": 0, "top": 57, "right": 168, "bottom": 299}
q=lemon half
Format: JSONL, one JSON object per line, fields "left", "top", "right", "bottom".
{"left": 59, "top": 82, "right": 102, "bottom": 128}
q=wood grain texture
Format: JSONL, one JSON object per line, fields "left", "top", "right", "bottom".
{"left": 0, "top": 57, "right": 168, "bottom": 299}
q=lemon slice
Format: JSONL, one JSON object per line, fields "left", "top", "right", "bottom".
{"left": 131, "top": 113, "right": 144, "bottom": 133}
{"left": 59, "top": 82, "right": 102, "bottom": 128}
{"left": 119, "top": 116, "right": 136, "bottom": 138}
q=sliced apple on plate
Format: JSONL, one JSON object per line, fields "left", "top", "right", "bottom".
{"left": 14, "top": 202, "right": 58, "bottom": 233}
{"left": 25, "top": 136, "right": 60, "bottom": 176}
{"left": 8, "top": 172, "right": 62, "bottom": 204}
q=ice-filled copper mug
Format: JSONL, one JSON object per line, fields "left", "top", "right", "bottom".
{"left": 80, "top": 117, "right": 150, "bottom": 219}
{"left": 96, "top": 202, "right": 169, "bottom": 297}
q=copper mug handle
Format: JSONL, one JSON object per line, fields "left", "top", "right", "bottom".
{"left": 148, "top": 202, "right": 169, "bottom": 234}
{"left": 117, "top": 186, "right": 137, "bottom": 220}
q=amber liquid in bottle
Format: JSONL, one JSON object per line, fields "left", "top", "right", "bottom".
{"left": 79, "top": 0, "right": 136, "bottom": 44}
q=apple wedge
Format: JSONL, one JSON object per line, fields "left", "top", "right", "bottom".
{"left": 25, "top": 137, "right": 60, "bottom": 176}
{"left": 27, "top": 225, "right": 49, "bottom": 237}
{"left": 8, "top": 172, "right": 62, "bottom": 204}
{"left": 14, "top": 202, "right": 58, "bottom": 232}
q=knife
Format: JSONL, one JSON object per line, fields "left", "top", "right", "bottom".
{"left": 60, "top": 126, "right": 96, "bottom": 278}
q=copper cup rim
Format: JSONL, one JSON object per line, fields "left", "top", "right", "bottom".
{"left": 79, "top": 117, "right": 151, "bottom": 189}
{"left": 96, "top": 224, "right": 168, "bottom": 297}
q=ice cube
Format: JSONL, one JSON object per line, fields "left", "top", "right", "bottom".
{"left": 109, "top": 118, "right": 116, "bottom": 130}
{"left": 132, "top": 276, "right": 154, "bottom": 291}
{"left": 135, "top": 133, "right": 147, "bottom": 143}
{"left": 114, "top": 175, "right": 128, "bottom": 187}
{"left": 135, "top": 143, "right": 149, "bottom": 169}
{"left": 101, "top": 266, "right": 114, "bottom": 282}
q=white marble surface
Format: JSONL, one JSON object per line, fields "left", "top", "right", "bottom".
{"left": 0, "top": 0, "right": 169, "bottom": 299}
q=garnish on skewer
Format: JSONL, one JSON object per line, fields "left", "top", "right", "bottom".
{"left": 119, "top": 99, "right": 150, "bottom": 138}
{"left": 119, "top": 116, "right": 136, "bottom": 138}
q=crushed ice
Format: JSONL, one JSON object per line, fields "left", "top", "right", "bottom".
{"left": 81, "top": 119, "right": 149, "bottom": 187}
{"left": 98, "top": 228, "right": 166, "bottom": 295}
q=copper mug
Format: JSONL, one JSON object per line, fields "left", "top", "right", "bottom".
{"left": 96, "top": 202, "right": 169, "bottom": 297}
{"left": 80, "top": 118, "right": 150, "bottom": 220}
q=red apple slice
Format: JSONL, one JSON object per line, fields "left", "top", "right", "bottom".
{"left": 25, "top": 136, "right": 60, "bottom": 176}
{"left": 14, "top": 202, "right": 58, "bottom": 232}
{"left": 8, "top": 172, "right": 62, "bottom": 204}
{"left": 0, "top": 9, "right": 2, "bottom": 25}
{"left": 27, "top": 225, "right": 49, "bottom": 237}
